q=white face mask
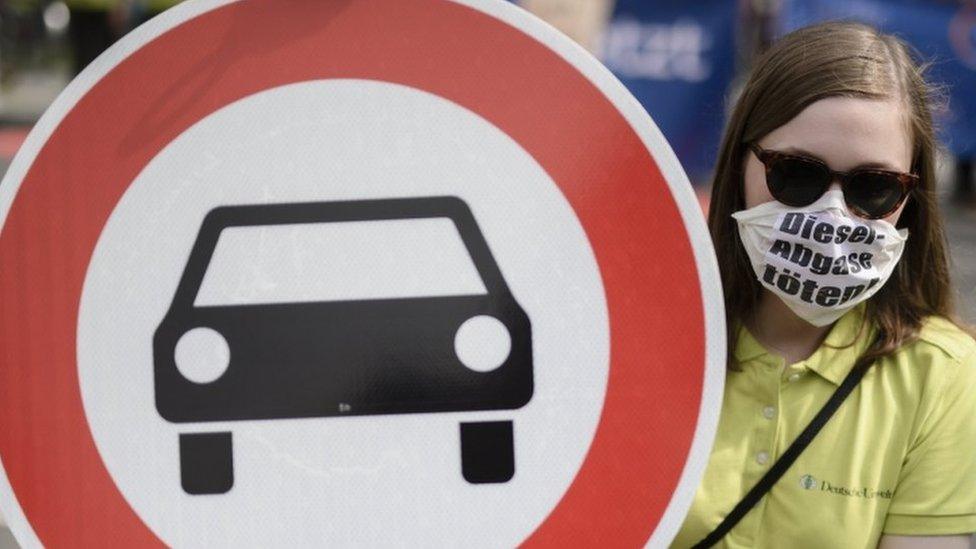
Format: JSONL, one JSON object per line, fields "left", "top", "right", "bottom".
{"left": 732, "top": 190, "right": 908, "bottom": 327}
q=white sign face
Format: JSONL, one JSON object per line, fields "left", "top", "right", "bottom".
{"left": 0, "top": 0, "right": 724, "bottom": 547}
{"left": 78, "top": 79, "right": 609, "bottom": 547}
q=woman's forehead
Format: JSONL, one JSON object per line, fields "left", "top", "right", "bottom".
{"left": 760, "top": 96, "right": 913, "bottom": 173}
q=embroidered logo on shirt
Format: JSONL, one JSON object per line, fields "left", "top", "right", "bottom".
{"left": 799, "top": 474, "right": 817, "bottom": 490}
{"left": 800, "top": 474, "right": 893, "bottom": 499}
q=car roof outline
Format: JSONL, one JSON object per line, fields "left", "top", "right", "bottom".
{"left": 170, "top": 196, "right": 512, "bottom": 309}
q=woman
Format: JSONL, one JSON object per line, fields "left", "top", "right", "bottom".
{"left": 672, "top": 22, "right": 976, "bottom": 548}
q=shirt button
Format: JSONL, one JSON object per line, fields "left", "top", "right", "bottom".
{"left": 756, "top": 451, "right": 770, "bottom": 465}
{"left": 762, "top": 406, "right": 776, "bottom": 419}
{"left": 787, "top": 373, "right": 801, "bottom": 382}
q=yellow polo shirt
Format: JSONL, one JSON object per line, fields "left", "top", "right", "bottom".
{"left": 672, "top": 305, "right": 976, "bottom": 548}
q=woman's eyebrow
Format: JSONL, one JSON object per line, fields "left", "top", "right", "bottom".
{"left": 779, "top": 146, "right": 821, "bottom": 158}
{"left": 780, "top": 146, "right": 900, "bottom": 171}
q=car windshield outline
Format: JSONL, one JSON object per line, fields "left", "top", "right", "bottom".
{"left": 173, "top": 198, "right": 508, "bottom": 309}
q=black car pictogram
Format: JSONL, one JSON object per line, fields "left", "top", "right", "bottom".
{"left": 154, "top": 197, "right": 533, "bottom": 494}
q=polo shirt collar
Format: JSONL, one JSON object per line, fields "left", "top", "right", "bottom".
{"left": 734, "top": 303, "right": 875, "bottom": 385}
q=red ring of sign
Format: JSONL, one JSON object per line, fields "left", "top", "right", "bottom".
{"left": 0, "top": 0, "right": 705, "bottom": 545}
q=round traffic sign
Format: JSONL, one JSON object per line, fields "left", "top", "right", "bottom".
{"left": 0, "top": 0, "right": 724, "bottom": 546}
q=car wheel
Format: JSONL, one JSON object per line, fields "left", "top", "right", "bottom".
{"left": 459, "top": 420, "right": 515, "bottom": 484}
{"left": 179, "top": 431, "right": 235, "bottom": 495}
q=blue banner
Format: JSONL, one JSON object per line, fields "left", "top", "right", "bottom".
{"left": 598, "top": 0, "right": 737, "bottom": 184}
{"left": 780, "top": 0, "right": 976, "bottom": 157}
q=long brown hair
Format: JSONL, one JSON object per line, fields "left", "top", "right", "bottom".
{"left": 708, "top": 21, "right": 955, "bottom": 369}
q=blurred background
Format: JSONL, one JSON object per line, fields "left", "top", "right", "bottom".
{"left": 0, "top": 0, "right": 973, "bottom": 546}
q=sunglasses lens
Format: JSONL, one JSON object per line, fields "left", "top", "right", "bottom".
{"left": 766, "top": 156, "right": 828, "bottom": 206}
{"left": 845, "top": 172, "right": 905, "bottom": 219}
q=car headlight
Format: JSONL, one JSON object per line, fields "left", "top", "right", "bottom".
{"left": 454, "top": 315, "right": 511, "bottom": 372}
{"left": 174, "top": 327, "right": 230, "bottom": 383}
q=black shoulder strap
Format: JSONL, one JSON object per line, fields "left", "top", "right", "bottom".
{"left": 692, "top": 362, "right": 871, "bottom": 549}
